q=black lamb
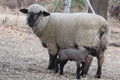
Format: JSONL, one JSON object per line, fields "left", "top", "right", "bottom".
{"left": 55, "top": 46, "right": 97, "bottom": 79}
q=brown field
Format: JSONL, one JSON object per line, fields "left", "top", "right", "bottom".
{"left": 0, "top": 13, "right": 120, "bottom": 80}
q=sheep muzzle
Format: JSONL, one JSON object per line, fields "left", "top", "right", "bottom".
{"left": 27, "top": 12, "right": 39, "bottom": 27}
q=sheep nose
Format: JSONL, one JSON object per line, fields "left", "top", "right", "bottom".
{"left": 27, "top": 18, "right": 35, "bottom": 27}
{"left": 27, "top": 20, "right": 34, "bottom": 27}
{"left": 28, "top": 23, "right": 34, "bottom": 27}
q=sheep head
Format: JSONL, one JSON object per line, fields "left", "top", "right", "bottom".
{"left": 20, "top": 4, "right": 50, "bottom": 27}
{"left": 83, "top": 46, "right": 98, "bottom": 57}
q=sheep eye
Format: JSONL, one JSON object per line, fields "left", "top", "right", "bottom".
{"left": 37, "top": 11, "right": 42, "bottom": 16}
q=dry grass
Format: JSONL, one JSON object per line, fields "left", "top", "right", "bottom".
{"left": 0, "top": 13, "right": 120, "bottom": 80}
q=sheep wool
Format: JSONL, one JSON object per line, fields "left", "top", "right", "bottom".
{"left": 58, "top": 48, "right": 88, "bottom": 62}
{"left": 21, "top": 4, "right": 110, "bottom": 55}
{"left": 35, "top": 13, "right": 109, "bottom": 54}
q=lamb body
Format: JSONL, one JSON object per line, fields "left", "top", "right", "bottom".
{"left": 55, "top": 46, "right": 97, "bottom": 79}
{"left": 58, "top": 48, "right": 88, "bottom": 61}
{"left": 20, "top": 4, "right": 110, "bottom": 78}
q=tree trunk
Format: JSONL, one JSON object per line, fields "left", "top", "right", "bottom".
{"left": 64, "top": 0, "right": 72, "bottom": 13}
{"left": 88, "top": 0, "right": 109, "bottom": 20}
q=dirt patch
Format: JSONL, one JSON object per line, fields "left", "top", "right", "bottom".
{"left": 0, "top": 14, "right": 120, "bottom": 80}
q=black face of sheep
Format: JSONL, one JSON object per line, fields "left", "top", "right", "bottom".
{"left": 27, "top": 12, "right": 39, "bottom": 27}
{"left": 20, "top": 9, "right": 50, "bottom": 27}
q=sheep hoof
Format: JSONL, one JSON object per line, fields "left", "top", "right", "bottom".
{"left": 60, "top": 72, "right": 63, "bottom": 75}
{"left": 54, "top": 69, "right": 58, "bottom": 73}
{"left": 82, "top": 74, "right": 86, "bottom": 78}
{"left": 95, "top": 75, "right": 101, "bottom": 78}
{"left": 46, "top": 69, "right": 54, "bottom": 73}
{"left": 76, "top": 76, "right": 81, "bottom": 80}
{"left": 60, "top": 73, "right": 63, "bottom": 75}
{"left": 47, "top": 65, "right": 55, "bottom": 70}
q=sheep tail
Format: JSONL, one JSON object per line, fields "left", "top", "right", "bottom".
{"left": 99, "top": 25, "right": 109, "bottom": 51}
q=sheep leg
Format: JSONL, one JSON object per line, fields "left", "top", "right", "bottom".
{"left": 54, "top": 58, "right": 60, "bottom": 73}
{"left": 82, "top": 55, "right": 93, "bottom": 77}
{"left": 95, "top": 51, "right": 105, "bottom": 78}
{"left": 95, "top": 26, "right": 107, "bottom": 78}
{"left": 80, "top": 61, "right": 85, "bottom": 76}
{"left": 76, "top": 62, "right": 81, "bottom": 79}
{"left": 48, "top": 53, "right": 57, "bottom": 70}
{"left": 60, "top": 60, "right": 68, "bottom": 75}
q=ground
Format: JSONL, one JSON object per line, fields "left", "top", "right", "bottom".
{"left": 0, "top": 14, "right": 120, "bottom": 80}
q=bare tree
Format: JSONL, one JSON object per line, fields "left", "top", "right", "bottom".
{"left": 88, "top": 0, "right": 109, "bottom": 19}
{"left": 64, "top": 0, "right": 72, "bottom": 13}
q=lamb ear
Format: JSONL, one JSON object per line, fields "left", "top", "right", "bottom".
{"left": 42, "top": 11, "right": 50, "bottom": 16}
{"left": 20, "top": 9, "right": 28, "bottom": 14}
{"left": 83, "top": 46, "right": 90, "bottom": 51}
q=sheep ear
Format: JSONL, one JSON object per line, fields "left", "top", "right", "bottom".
{"left": 83, "top": 46, "right": 90, "bottom": 51}
{"left": 42, "top": 11, "right": 50, "bottom": 16}
{"left": 20, "top": 9, "right": 28, "bottom": 14}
